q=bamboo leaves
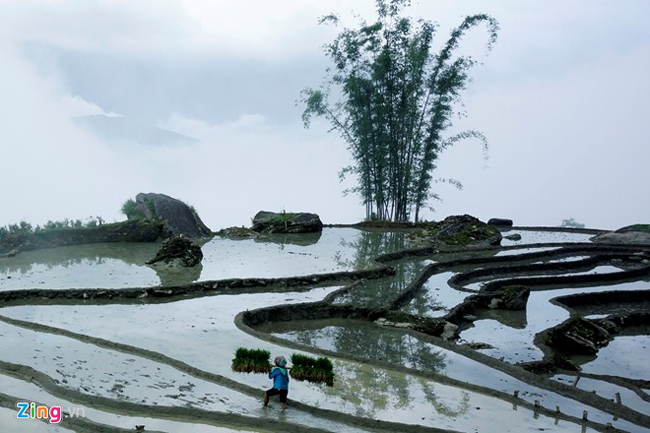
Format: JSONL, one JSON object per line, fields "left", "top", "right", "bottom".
{"left": 302, "top": 0, "right": 498, "bottom": 222}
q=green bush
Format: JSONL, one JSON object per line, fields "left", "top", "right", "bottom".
{"left": 121, "top": 199, "right": 145, "bottom": 220}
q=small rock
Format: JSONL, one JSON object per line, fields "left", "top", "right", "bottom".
{"left": 463, "top": 341, "right": 495, "bottom": 350}
{"left": 488, "top": 218, "right": 513, "bottom": 227}
{"left": 441, "top": 322, "right": 459, "bottom": 340}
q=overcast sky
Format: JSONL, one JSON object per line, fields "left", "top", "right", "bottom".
{"left": 1, "top": 0, "right": 648, "bottom": 231}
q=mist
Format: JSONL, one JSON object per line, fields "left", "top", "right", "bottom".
{"left": 1, "top": 0, "right": 648, "bottom": 231}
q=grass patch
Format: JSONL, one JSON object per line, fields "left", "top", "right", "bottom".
{"left": 290, "top": 353, "right": 335, "bottom": 386}
{"left": 231, "top": 347, "right": 271, "bottom": 374}
{"left": 267, "top": 211, "right": 296, "bottom": 223}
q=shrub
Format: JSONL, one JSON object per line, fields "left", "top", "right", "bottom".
{"left": 121, "top": 199, "right": 145, "bottom": 220}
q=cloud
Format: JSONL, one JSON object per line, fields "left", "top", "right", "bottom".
{"left": 61, "top": 94, "right": 122, "bottom": 118}
{"left": 1, "top": 0, "right": 649, "bottom": 231}
{"left": 159, "top": 112, "right": 266, "bottom": 141}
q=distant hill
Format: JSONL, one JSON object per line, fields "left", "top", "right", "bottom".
{"left": 75, "top": 114, "right": 198, "bottom": 146}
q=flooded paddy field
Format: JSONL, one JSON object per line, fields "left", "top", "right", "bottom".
{"left": 1, "top": 227, "right": 649, "bottom": 432}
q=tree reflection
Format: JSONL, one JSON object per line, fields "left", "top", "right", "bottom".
{"left": 270, "top": 317, "right": 464, "bottom": 417}
{"left": 335, "top": 229, "right": 409, "bottom": 270}
{"left": 321, "top": 360, "right": 471, "bottom": 420}
{"left": 419, "top": 379, "right": 471, "bottom": 417}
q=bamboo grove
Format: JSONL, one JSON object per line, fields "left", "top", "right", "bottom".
{"left": 302, "top": 0, "right": 499, "bottom": 222}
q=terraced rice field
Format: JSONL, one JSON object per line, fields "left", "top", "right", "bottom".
{"left": 1, "top": 227, "right": 648, "bottom": 432}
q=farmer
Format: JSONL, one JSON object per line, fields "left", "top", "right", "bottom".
{"left": 264, "top": 355, "right": 289, "bottom": 409}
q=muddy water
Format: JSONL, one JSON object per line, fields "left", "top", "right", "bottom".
{"left": 460, "top": 282, "right": 650, "bottom": 364}
{"left": 0, "top": 288, "right": 375, "bottom": 433}
{"left": 332, "top": 260, "right": 432, "bottom": 307}
{"left": 259, "top": 316, "right": 644, "bottom": 431}
{"left": 399, "top": 271, "right": 469, "bottom": 317}
{"left": 0, "top": 374, "right": 260, "bottom": 433}
{"left": 570, "top": 334, "right": 650, "bottom": 379}
{"left": 0, "top": 242, "right": 161, "bottom": 290}
{"left": 500, "top": 230, "right": 594, "bottom": 246}
{"left": 1, "top": 289, "right": 609, "bottom": 433}
{"left": 552, "top": 374, "right": 650, "bottom": 415}
{"left": 0, "top": 405, "right": 74, "bottom": 433}
{"left": 0, "top": 228, "right": 410, "bottom": 290}
{"left": 1, "top": 227, "right": 649, "bottom": 432}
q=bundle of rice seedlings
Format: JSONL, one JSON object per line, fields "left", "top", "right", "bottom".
{"left": 289, "top": 353, "right": 334, "bottom": 386}
{"left": 232, "top": 347, "right": 271, "bottom": 374}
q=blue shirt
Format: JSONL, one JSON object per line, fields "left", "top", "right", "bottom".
{"left": 269, "top": 367, "right": 289, "bottom": 390}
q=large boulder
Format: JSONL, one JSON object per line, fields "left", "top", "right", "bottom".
{"left": 545, "top": 318, "right": 611, "bottom": 356}
{"left": 419, "top": 214, "right": 502, "bottom": 246}
{"left": 134, "top": 193, "right": 211, "bottom": 239}
{"left": 146, "top": 236, "right": 203, "bottom": 267}
{"left": 591, "top": 224, "right": 650, "bottom": 245}
{"left": 251, "top": 211, "right": 323, "bottom": 234}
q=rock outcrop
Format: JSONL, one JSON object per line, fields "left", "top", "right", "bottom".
{"left": 146, "top": 236, "right": 203, "bottom": 267}
{"left": 544, "top": 317, "right": 611, "bottom": 356}
{"left": 417, "top": 214, "right": 502, "bottom": 246}
{"left": 251, "top": 211, "right": 323, "bottom": 234}
{"left": 591, "top": 224, "right": 650, "bottom": 245}
{"left": 133, "top": 193, "right": 211, "bottom": 239}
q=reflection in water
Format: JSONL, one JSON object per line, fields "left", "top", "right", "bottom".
{"left": 254, "top": 232, "right": 322, "bottom": 246}
{"left": 320, "top": 361, "right": 470, "bottom": 419}
{"left": 266, "top": 319, "right": 447, "bottom": 373}
{"left": 0, "top": 242, "right": 160, "bottom": 275}
{"left": 474, "top": 308, "right": 528, "bottom": 329}
{"left": 334, "top": 261, "right": 429, "bottom": 307}
{"left": 569, "top": 335, "right": 650, "bottom": 379}
{"left": 0, "top": 243, "right": 162, "bottom": 290}
{"left": 149, "top": 263, "right": 203, "bottom": 286}
{"left": 335, "top": 229, "right": 410, "bottom": 270}
{"left": 331, "top": 227, "right": 429, "bottom": 307}
{"left": 419, "top": 380, "right": 471, "bottom": 417}
{"left": 401, "top": 272, "right": 469, "bottom": 318}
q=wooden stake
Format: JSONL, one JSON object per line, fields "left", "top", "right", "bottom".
{"left": 573, "top": 376, "right": 580, "bottom": 387}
